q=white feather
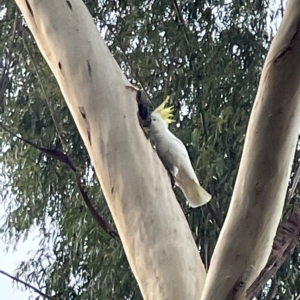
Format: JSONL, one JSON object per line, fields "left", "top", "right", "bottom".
{"left": 151, "top": 111, "right": 211, "bottom": 207}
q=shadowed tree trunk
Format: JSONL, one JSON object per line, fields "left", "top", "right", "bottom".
{"left": 14, "top": 0, "right": 300, "bottom": 299}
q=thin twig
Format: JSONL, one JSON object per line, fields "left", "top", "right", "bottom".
{"left": 74, "top": 173, "right": 119, "bottom": 240}
{"left": 0, "top": 269, "right": 55, "bottom": 300}
{"left": 280, "top": 0, "right": 284, "bottom": 19}
{"left": 207, "top": 202, "right": 222, "bottom": 229}
{"left": 0, "top": 122, "right": 119, "bottom": 241}
{"left": 22, "top": 30, "right": 67, "bottom": 150}
{"left": 101, "top": 20, "right": 153, "bottom": 107}
{"left": 172, "top": 0, "right": 189, "bottom": 46}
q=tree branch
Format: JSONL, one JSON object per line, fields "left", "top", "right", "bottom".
{"left": 246, "top": 159, "right": 300, "bottom": 299}
{"left": 172, "top": 0, "right": 189, "bottom": 45}
{"left": 74, "top": 172, "right": 120, "bottom": 240}
{"left": 207, "top": 202, "right": 222, "bottom": 229}
{"left": 0, "top": 122, "right": 119, "bottom": 241}
{"left": 246, "top": 203, "right": 300, "bottom": 299}
{"left": 201, "top": 1, "right": 300, "bottom": 298}
{"left": 0, "top": 269, "right": 55, "bottom": 300}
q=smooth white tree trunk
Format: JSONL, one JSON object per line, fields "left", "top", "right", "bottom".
{"left": 14, "top": 0, "right": 206, "bottom": 299}
{"left": 201, "top": 1, "right": 300, "bottom": 299}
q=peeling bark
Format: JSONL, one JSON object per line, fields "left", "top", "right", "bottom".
{"left": 246, "top": 203, "right": 300, "bottom": 299}
{"left": 14, "top": 0, "right": 206, "bottom": 299}
{"left": 201, "top": 1, "right": 300, "bottom": 299}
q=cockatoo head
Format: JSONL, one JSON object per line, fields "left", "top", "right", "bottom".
{"left": 150, "top": 96, "right": 175, "bottom": 133}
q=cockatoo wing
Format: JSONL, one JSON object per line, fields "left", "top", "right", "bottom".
{"left": 155, "top": 131, "right": 211, "bottom": 207}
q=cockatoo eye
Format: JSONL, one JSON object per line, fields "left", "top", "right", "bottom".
{"left": 152, "top": 117, "right": 157, "bottom": 121}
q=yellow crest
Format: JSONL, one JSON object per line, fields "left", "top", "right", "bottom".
{"left": 154, "top": 96, "right": 175, "bottom": 124}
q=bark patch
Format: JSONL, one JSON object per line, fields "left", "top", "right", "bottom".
{"left": 274, "top": 22, "right": 300, "bottom": 63}
{"left": 25, "top": 0, "right": 34, "bottom": 17}
{"left": 87, "top": 60, "right": 92, "bottom": 77}
{"left": 66, "top": 0, "right": 73, "bottom": 10}
{"left": 78, "top": 106, "right": 92, "bottom": 145}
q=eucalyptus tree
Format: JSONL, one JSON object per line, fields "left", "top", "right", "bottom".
{"left": 1, "top": 0, "right": 300, "bottom": 299}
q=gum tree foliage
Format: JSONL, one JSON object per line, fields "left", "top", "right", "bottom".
{"left": 0, "top": 0, "right": 298, "bottom": 299}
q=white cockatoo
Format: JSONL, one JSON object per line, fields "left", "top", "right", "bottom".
{"left": 150, "top": 97, "right": 211, "bottom": 207}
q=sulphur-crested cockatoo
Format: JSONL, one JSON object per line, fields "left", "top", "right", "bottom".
{"left": 150, "top": 97, "right": 211, "bottom": 207}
